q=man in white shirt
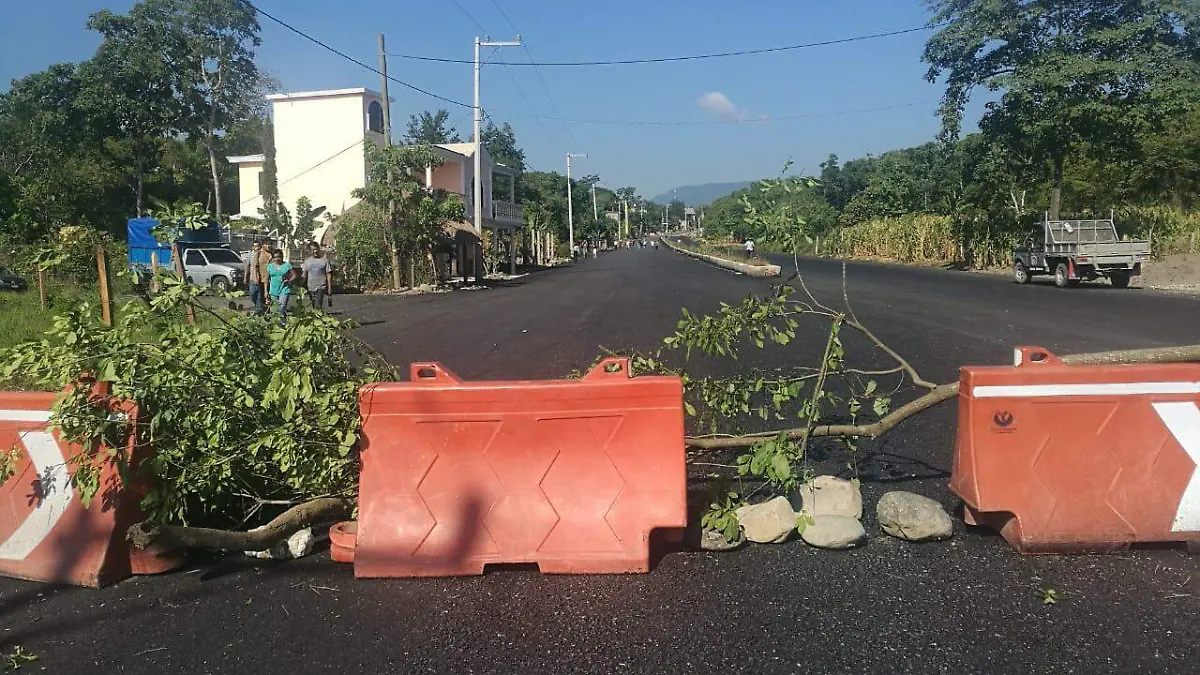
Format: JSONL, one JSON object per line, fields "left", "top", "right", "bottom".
{"left": 744, "top": 238, "right": 756, "bottom": 257}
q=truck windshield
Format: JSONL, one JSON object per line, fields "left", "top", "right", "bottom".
{"left": 202, "top": 249, "right": 243, "bottom": 264}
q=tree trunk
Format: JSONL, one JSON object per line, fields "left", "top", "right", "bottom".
{"left": 135, "top": 153, "right": 145, "bottom": 217}
{"left": 1049, "top": 153, "right": 1065, "bottom": 221}
{"left": 207, "top": 130, "right": 222, "bottom": 218}
{"left": 406, "top": 257, "right": 416, "bottom": 288}
{"left": 390, "top": 242, "right": 402, "bottom": 290}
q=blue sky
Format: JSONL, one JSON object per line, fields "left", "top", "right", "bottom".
{"left": 0, "top": 0, "right": 984, "bottom": 198}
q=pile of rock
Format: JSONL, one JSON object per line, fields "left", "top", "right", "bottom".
{"left": 703, "top": 476, "right": 954, "bottom": 551}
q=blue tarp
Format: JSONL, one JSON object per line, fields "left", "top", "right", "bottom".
{"left": 127, "top": 217, "right": 227, "bottom": 270}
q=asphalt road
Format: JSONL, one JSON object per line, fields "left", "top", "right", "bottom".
{"left": 4, "top": 248, "right": 1200, "bottom": 675}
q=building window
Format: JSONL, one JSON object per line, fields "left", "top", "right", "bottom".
{"left": 256, "top": 169, "right": 265, "bottom": 197}
{"left": 367, "top": 100, "right": 384, "bottom": 134}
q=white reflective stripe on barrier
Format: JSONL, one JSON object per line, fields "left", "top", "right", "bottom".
{"left": 0, "top": 411, "right": 75, "bottom": 561}
{"left": 973, "top": 382, "right": 1200, "bottom": 399}
{"left": 1152, "top": 402, "right": 1200, "bottom": 533}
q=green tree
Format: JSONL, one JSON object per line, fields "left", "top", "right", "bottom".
{"left": 403, "top": 109, "right": 461, "bottom": 144}
{"left": 923, "top": 0, "right": 1200, "bottom": 219}
{"left": 353, "top": 143, "right": 464, "bottom": 288}
{"left": 481, "top": 121, "right": 526, "bottom": 171}
{"left": 292, "top": 196, "right": 319, "bottom": 250}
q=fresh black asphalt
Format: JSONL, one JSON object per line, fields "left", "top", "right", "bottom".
{"left": 3, "top": 247, "right": 1200, "bottom": 674}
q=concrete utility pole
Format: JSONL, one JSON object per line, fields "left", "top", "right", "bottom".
{"left": 566, "top": 152, "right": 586, "bottom": 253}
{"left": 591, "top": 184, "right": 599, "bottom": 222}
{"left": 474, "top": 35, "right": 522, "bottom": 280}
{"left": 378, "top": 34, "right": 402, "bottom": 289}
{"left": 623, "top": 199, "right": 629, "bottom": 238}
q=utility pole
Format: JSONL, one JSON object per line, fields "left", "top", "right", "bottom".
{"left": 566, "top": 152, "right": 586, "bottom": 254}
{"left": 591, "top": 184, "right": 599, "bottom": 222}
{"left": 378, "top": 34, "right": 401, "bottom": 289}
{"left": 623, "top": 199, "right": 629, "bottom": 239}
{"left": 474, "top": 35, "right": 522, "bottom": 281}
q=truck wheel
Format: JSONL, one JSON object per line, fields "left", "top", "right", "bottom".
{"left": 1053, "top": 262, "right": 1070, "bottom": 288}
{"left": 211, "top": 276, "right": 229, "bottom": 293}
{"left": 1014, "top": 261, "right": 1030, "bottom": 284}
{"left": 1109, "top": 271, "right": 1131, "bottom": 289}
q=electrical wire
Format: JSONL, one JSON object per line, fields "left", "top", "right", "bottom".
{"left": 500, "top": 100, "right": 941, "bottom": 126}
{"left": 238, "top": 0, "right": 472, "bottom": 108}
{"left": 450, "top": 0, "right": 489, "bottom": 35}
{"left": 487, "top": 0, "right": 578, "bottom": 147}
{"left": 389, "top": 24, "right": 943, "bottom": 67}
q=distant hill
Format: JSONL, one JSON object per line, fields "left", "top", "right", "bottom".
{"left": 650, "top": 181, "right": 753, "bottom": 206}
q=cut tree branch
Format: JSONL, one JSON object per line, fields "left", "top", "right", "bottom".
{"left": 686, "top": 343, "right": 1200, "bottom": 450}
{"left": 127, "top": 497, "right": 353, "bottom": 552}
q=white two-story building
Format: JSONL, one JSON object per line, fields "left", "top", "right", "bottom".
{"left": 227, "top": 87, "right": 523, "bottom": 278}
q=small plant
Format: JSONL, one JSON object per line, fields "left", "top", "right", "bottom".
{"left": 0, "top": 445, "right": 19, "bottom": 483}
{"left": 700, "top": 490, "right": 744, "bottom": 543}
{"left": 795, "top": 510, "right": 816, "bottom": 535}
{"left": 1041, "top": 588, "right": 1059, "bottom": 605}
{"left": 2, "top": 647, "right": 38, "bottom": 671}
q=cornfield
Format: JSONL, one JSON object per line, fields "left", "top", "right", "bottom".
{"left": 825, "top": 206, "right": 1200, "bottom": 268}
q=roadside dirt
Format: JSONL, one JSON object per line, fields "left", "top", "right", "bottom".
{"left": 1140, "top": 254, "right": 1200, "bottom": 292}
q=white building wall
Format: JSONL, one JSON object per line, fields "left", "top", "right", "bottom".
{"left": 236, "top": 161, "right": 264, "bottom": 217}
{"left": 269, "top": 90, "right": 385, "bottom": 236}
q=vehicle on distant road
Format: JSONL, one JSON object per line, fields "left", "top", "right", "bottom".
{"left": 0, "top": 266, "right": 27, "bottom": 291}
{"left": 1012, "top": 215, "right": 1149, "bottom": 288}
{"left": 127, "top": 217, "right": 244, "bottom": 292}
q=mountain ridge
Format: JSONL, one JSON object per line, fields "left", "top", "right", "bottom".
{"left": 649, "top": 181, "right": 753, "bottom": 205}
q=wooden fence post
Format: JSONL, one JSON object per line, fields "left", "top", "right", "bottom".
{"left": 95, "top": 245, "right": 112, "bottom": 327}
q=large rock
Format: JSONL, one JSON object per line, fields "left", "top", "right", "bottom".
{"left": 791, "top": 475, "right": 863, "bottom": 520}
{"left": 245, "top": 527, "right": 316, "bottom": 560}
{"left": 801, "top": 515, "right": 867, "bottom": 549}
{"left": 876, "top": 492, "right": 954, "bottom": 542}
{"left": 735, "top": 496, "right": 796, "bottom": 544}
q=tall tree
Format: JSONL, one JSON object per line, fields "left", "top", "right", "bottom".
{"left": 82, "top": 5, "right": 180, "bottom": 217}
{"left": 480, "top": 121, "right": 525, "bottom": 171}
{"left": 168, "top": 0, "right": 264, "bottom": 218}
{"left": 403, "top": 109, "right": 461, "bottom": 144}
{"left": 923, "top": 0, "right": 1200, "bottom": 219}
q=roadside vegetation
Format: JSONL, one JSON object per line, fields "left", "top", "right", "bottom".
{"left": 702, "top": 2, "right": 1200, "bottom": 269}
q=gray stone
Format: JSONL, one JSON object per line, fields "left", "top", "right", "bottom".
{"left": 801, "top": 515, "right": 867, "bottom": 549}
{"left": 792, "top": 475, "right": 863, "bottom": 520}
{"left": 245, "top": 527, "right": 315, "bottom": 560}
{"left": 735, "top": 496, "right": 796, "bottom": 544}
{"left": 699, "top": 528, "right": 747, "bottom": 552}
{"left": 876, "top": 492, "right": 954, "bottom": 542}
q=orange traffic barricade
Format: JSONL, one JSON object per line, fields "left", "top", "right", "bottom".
{"left": 0, "top": 389, "right": 179, "bottom": 587}
{"left": 354, "top": 357, "right": 687, "bottom": 577}
{"left": 952, "top": 346, "right": 1200, "bottom": 553}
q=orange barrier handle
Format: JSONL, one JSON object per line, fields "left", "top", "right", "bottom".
{"left": 1013, "top": 346, "right": 1062, "bottom": 367}
{"left": 584, "top": 357, "right": 632, "bottom": 380}
{"left": 409, "top": 362, "right": 463, "bottom": 384}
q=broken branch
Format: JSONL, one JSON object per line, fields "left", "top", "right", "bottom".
{"left": 127, "top": 497, "right": 353, "bottom": 552}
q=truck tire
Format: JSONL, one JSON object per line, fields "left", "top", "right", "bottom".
{"left": 1053, "top": 262, "right": 1070, "bottom": 288}
{"left": 1109, "top": 271, "right": 1131, "bottom": 289}
{"left": 1014, "top": 261, "right": 1031, "bottom": 284}
{"left": 211, "top": 276, "right": 230, "bottom": 293}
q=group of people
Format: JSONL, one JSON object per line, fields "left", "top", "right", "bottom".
{"left": 244, "top": 238, "right": 334, "bottom": 321}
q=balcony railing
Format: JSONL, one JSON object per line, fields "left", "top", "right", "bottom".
{"left": 492, "top": 200, "right": 524, "bottom": 225}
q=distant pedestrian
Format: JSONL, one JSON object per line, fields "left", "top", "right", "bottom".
{"left": 267, "top": 249, "right": 293, "bottom": 322}
{"left": 258, "top": 238, "right": 276, "bottom": 311}
{"left": 302, "top": 242, "right": 334, "bottom": 310}
{"left": 245, "top": 241, "right": 265, "bottom": 314}
{"left": 744, "top": 238, "right": 756, "bottom": 257}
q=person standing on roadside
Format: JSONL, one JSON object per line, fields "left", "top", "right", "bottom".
{"left": 244, "top": 241, "right": 265, "bottom": 314}
{"left": 302, "top": 242, "right": 334, "bottom": 311}
{"left": 258, "top": 238, "right": 275, "bottom": 312}
{"left": 266, "top": 249, "right": 293, "bottom": 322}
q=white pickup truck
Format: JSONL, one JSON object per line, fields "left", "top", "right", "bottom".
{"left": 1012, "top": 217, "right": 1150, "bottom": 288}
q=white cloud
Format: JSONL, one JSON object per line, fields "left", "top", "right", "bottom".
{"left": 696, "top": 91, "right": 748, "bottom": 122}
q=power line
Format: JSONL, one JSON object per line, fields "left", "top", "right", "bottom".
{"left": 239, "top": 0, "right": 471, "bottom": 108}
{"left": 389, "top": 24, "right": 942, "bottom": 67}
{"left": 487, "top": 0, "right": 571, "bottom": 145}
{"left": 500, "top": 100, "right": 941, "bottom": 127}
{"left": 450, "top": 0, "right": 489, "bottom": 35}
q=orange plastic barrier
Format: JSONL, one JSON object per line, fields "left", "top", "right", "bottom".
{"left": 0, "top": 390, "right": 178, "bottom": 587}
{"left": 951, "top": 346, "right": 1200, "bottom": 553}
{"left": 355, "top": 357, "right": 686, "bottom": 577}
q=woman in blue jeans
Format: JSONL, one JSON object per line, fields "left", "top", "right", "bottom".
{"left": 266, "top": 250, "right": 293, "bottom": 322}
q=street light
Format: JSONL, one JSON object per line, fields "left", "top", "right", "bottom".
{"left": 474, "top": 35, "right": 521, "bottom": 276}
{"left": 566, "top": 152, "right": 587, "bottom": 254}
